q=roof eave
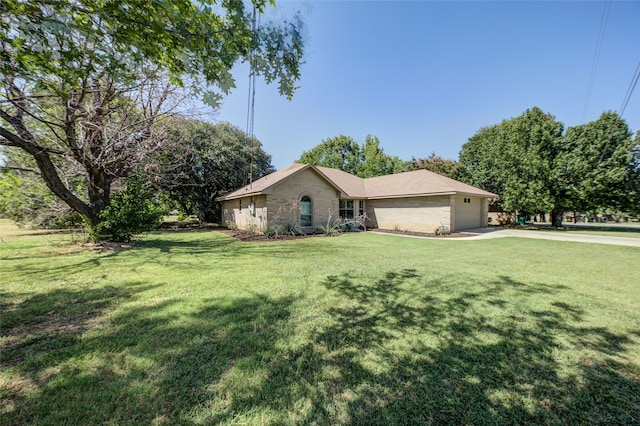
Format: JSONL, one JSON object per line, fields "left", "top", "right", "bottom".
{"left": 215, "top": 190, "right": 265, "bottom": 202}
{"left": 366, "top": 191, "right": 457, "bottom": 200}
{"left": 366, "top": 191, "right": 498, "bottom": 200}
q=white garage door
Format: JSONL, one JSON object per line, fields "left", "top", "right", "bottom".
{"left": 454, "top": 196, "right": 483, "bottom": 230}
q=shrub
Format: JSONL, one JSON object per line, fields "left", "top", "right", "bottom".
{"left": 90, "top": 177, "right": 163, "bottom": 242}
{"left": 262, "top": 225, "right": 279, "bottom": 239}
{"left": 320, "top": 214, "right": 341, "bottom": 236}
{"left": 435, "top": 224, "right": 450, "bottom": 235}
{"left": 279, "top": 222, "right": 303, "bottom": 236}
{"left": 321, "top": 213, "right": 367, "bottom": 236}
{"left": 246, "top": 224, "right": 260, "bottom": 235}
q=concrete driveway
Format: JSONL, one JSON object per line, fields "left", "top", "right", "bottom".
{"left": 460, "top": 227, "right": 640, "bottom": 247}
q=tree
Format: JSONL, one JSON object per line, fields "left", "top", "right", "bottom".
{"left": 406, "top": 152, "right": 460, "bottom": 179}
{"left": 552, "top": 112, "right": 638, "bottom": 220}
{"left": 153, "top": 119, "right": 275, "bottom": 222}
{"left": 297, "top": 134, "right": 403, "bottom": 178}
{"left": 0, "top": 134, "right": 86, "bottom": 227}
{"left": 297, "top": 135, "right": 361, "bottom": 175}
{"left": 92, "top": 175, "right": 164, "bottom": 242}
{"left": 0, "top": 0, "right": 304, "bottom": 238}
{"left": 459, "top": 108, "right": 638, "bottom": 227}
{"left": 459, "top": 107, "right": 562, "bottom": 219}
{"left": 357, "top": 135, "right": 404, "bottom": 178}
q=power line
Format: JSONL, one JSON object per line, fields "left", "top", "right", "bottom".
{"left": 246, "top": 5, "right": 258, "bottom": 138}
{"left": 581, "top": 0, "right": 611, "bottom": 122}
{"left": 245, "top": 6, "right": 259, "bottom": 188}
{"left": 619, "top": 59, "right": 640, "bottom": 117}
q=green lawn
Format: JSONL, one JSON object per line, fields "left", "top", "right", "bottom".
{"left": 2, "top": 221, "right": 639, "bottom": 425}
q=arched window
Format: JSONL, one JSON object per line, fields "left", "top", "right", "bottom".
{"left": 300, "top": 196, "right": 312, "bottom": 227}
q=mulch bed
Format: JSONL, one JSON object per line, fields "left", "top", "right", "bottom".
{"left": 373, "top": 229, "right": 468, "bottom": 238}
{"left": 216, "top": 228, "right": 469, "bottom": 242}
{"left": 216, "top": 228, "right": 325, "bottom": 242}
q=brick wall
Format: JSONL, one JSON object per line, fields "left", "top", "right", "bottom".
{"left": 366, "top": 195, "right": 452, "bottom": 232}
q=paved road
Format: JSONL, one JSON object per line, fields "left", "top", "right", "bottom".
{"left": 460, "top": 227, "right": 640, "bottom": 247}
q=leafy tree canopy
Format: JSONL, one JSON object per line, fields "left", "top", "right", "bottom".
{"left": 1, "top": 0, "right": 304, "bottom": 101}
{"left": 406, "top": 153, "right": 460, "bottom": 180}
{"left": 0, "top": 0, "right": 304, "bottom": 239}
{"left": 554, "top": 112, "right": 638, "bottom": 214}
{"left": 152, "top": 119, "right": 275, "bottom": 222}
{"left": 459, "top": 107, "right": 638, "bottom": 226}
{"left": 297, "top": 134, "right": 403, "bottom": 178}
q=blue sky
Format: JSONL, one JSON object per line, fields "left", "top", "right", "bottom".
{"left": 215, "top": 1, "right": 640, "bottom": 169}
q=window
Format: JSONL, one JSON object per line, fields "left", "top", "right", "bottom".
{"left": 358, "top": 200, "right": 365, "bottom": 216}
{"left": 239, "top": 199, "right": 242, "bottom": 211}
{"left": 339, "top": 200, "right": 354, "bottom": 219}
{"left": 300, "top": 196, "right": 312, "bottom": 227}
{"left": 463, "top": 198, "right": 471, "bottom": 204}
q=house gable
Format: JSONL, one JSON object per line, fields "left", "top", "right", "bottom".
{"left": 216, "top": 163, "right": 346, "bottom": 202}
{"left": 266, "top": 167, "right": 342, "bottom": 229}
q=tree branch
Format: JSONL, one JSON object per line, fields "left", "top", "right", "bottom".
{"left": 0, "top": 165, "right": 41, "bottom": 174}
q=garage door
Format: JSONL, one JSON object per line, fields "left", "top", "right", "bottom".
{"left": 454, "top": 196, "right": 483, "bottom": 230}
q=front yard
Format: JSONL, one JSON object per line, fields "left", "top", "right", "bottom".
{"left": 1, "top": 221, "right": 639, "bottom": 424}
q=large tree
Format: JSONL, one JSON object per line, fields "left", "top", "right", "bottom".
{"left": 459, "top": 107, "right": 638, "bottom": 226}
{"left": 552, "top": 112, "right": 638, "bottom": 218}
{"left": 0, "top": 0, "right": 304, "bottom": 236}
{"left": 297, "top": 134, "right": 403, "bottom": 178}
{"left": 459, "top": 107, "right": 562, "bottom": 218}
{"left": 153, "top": 119, "right": 275, "bottom": 222}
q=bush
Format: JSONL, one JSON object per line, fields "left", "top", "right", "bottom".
{"left": 262, "top": 225, "right": 280, "bottom": 239}
{"left": 320, "top": 216, "right": 343, "bottom": 237}
{"left": 91, "top": 177, "right": 163, "bottom": 242}
{"left": 435, "top": 224, "right": 450, "bottom": 235}
{"left": 279, "top": 223, "right": 303, "bottom": 236}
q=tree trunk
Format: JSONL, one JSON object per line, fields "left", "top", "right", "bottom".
{"left": 87, "top": 168, "right": 112, "bottom": 225}
{"left": 0, "top": 126, "right": 99, "bottom": 225}
{"left": 551, "top": 209, "right": 564, "bottom": 227}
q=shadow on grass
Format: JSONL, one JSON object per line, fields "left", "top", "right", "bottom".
{"left": 2, "top": 269, "right": 639, "bottom": 424}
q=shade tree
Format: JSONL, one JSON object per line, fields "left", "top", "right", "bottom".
{"left": 0, "top": 0, "right": 305, "bottom": 239}
{"left": 459, "top": 107, "right": 638, "bottom": 226}
{"left": 152, "top": 119, "right": 275, "bottom": 222}
{"left": 297, "top": 134, "right": 403, "bottom": 178}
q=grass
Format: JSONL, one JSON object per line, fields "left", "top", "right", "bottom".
{"left": 1, "top": 219, "right": 639, "bottom": 424}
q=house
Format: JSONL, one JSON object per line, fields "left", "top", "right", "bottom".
{"left": 216, "top": 163, "right": 498, "bottom": 233}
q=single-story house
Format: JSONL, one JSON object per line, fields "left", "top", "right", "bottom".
{"left": 216, "top": 163, "right": 498, "bottom": 233}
